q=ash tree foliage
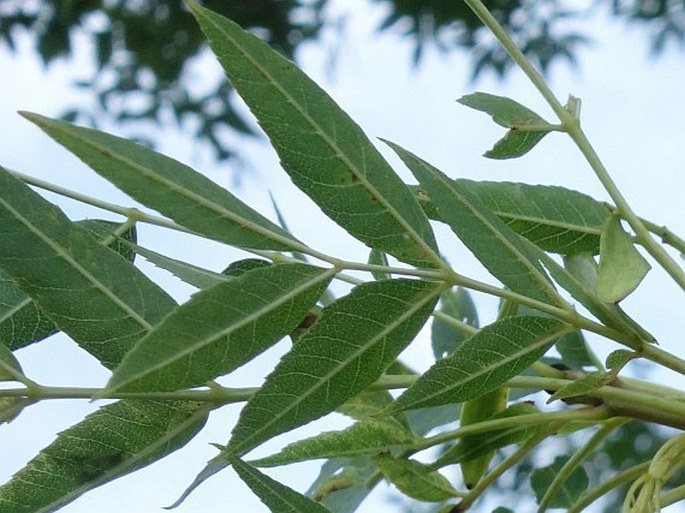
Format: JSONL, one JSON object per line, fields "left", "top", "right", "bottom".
{"left": 2, "top": 1, "right": 685, "bottom": 513}
{"left": 0, "top": 0, "right": 684, "bottom": 164}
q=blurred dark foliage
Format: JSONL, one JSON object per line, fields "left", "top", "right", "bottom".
{"left": 0, "top": 0, "right": 683, "bottom": 163}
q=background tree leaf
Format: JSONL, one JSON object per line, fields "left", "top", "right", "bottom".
{"left": 386, "top": 141, "right": 561, "bottom": 305}
{"left": 386, "top": 316, "right": 570, "bottom": 413}
{"left": 0, "top": 399, "right": 210, "bottom": 513}
{"left": 106, "top": 263, "right": 335, "bottom": 393}
{"left": 21, "top": 112, "right": 302, "bottom": 253}
{"left": 307, "top": 456, "right": 377, "bottom": 512}
{"left": 0, "top": 167, "right": 175, "bottom": 368}
{"left": 596, "top": 215, "right": 651, "bottom": 303}
{"left": 188, "top": 3, "right": 439, "bottom": 267}
{"left": 226, "top": 278, "right": 443, "bottom": 456}
{"left": 531, "top": 455, "right": 589, "bottom": 509}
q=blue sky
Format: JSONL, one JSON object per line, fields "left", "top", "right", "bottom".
{"left": 1, "top": 2, "right": 684, "bottom": 512}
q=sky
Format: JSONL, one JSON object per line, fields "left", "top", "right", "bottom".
{"left": 1, "top": 1, "right": 685, "bottom": 512}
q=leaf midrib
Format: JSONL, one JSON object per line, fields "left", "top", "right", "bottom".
{"left": 231, "top": 282, "right": 443, "bottom": 454}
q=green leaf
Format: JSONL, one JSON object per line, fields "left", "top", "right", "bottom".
{"left": 0, "top": 400, "right": 210, "bottom": 513}
{"left": 434, "top": 402, "right": 540, "bottom": 469}
{"left": 222, "top": 258, "right": 273, "bottom": 277}
{"left": 307, "top": 457, "right": 377, "bottom": 511}
{"left": 371, "top": 453, "right": 459, "bottom": 503}
{"left": 0, "top": 397, "right": 30, "bottom": 425}
{"left": 432, "top": 287, "right": 479, "bottom": 359}
{"left": 367, "top": 249, "right": 390, "bottom": 281}
{"left": 106, "top": 263, "right": 334, "bottom": 393}
{"left": 0, "top": 219, "right": 136, "bottom": 351}
{"left": 442, "top": 181, "right": 607, "bottom": 255}
{"left": 0, "top": 342, "right": 22, "bottom": 381}
{"left": 546, "top": 372, "right": 607, "bottom": 404}
{"left": 531, "top": 455, "right": 589, "bottom": 508}
{"left": 386, "top": 316, "right": 570, "bottom": 413}
{"left": 457, "top": 93, "right": 553, "bottom": 159}
{"left": 127, "top": 241, "right": 229, "bottom": 289}
{"left": 596, "top": 215, "right": 651, "bottom": 303}
{"left": 188, "top": 3, "right": 439, "bottom": 267}
{"left": 386, "top": 142, "right": 560, "bottom": 305}
{"left": 250, "top": 421, "right": 417, "bottom": 468}
{"left": 605, "top": 349, "right": 636, "bottom": 370}
{"left": 227, "top": 278, "right": 443, "bottom": 456}
{"left": 555, "top": 330, "right": 595, "bottom": 369}
{"left": 21, "top": 112, "right": 301, "bottom": 252}
{"left": 229, "top": 456, "right": 334, "bottom": 513}
{"left": 485, "top": 129, "right": 551, "bottom": 159}
{"left": 0, "top": 167, "right": 176, "bottom": 368}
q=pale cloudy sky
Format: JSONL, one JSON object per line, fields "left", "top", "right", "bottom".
{"left": 1, "top": 1, "right": 684, "bottom": 512}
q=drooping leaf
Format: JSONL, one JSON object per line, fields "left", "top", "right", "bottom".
{"left": 367, "top": 249, "right": 390, "bottom": 281}
{"left": 457, "top": 93, "right": 554, "bottom": 159}
{"left": 531, "top": 455, "right": 589, "bottom": 508}
{"left": 596, "top": 215, "right": 651, "bottom": 303}
{"left": 307, "top": 456, "right": 377, "bottom": 512}
{"left": 605, "top": 349, "right": 636, "bottom": 370}
{"left": 106, "top": 263, "right": 335, "bottom": 393}
{"left": 371, "top": 453, "right": 460, "bottom": 503}
{"left": 386, "top": 142, "right": 560, "bottom": 305}
{"left": 0, "top": 400, "right": 210, "bottom": 513}
{"left": 0, "top": 219, "right": 136, "bottom": 351}
{"left": 21, "top": 112, "right": 302, "bottom": 253}
{"left": 415, "top": 181, "right": 609, "bottom": 255}
{"left": 250, "top": 421, "right": 417, "bottom": 468}
{"left": 226, "top": 278, "right": 443, "bottom": 456}
{"left": 222, "top": 258, "right": 272, "bottom": 277}
{"left": 433, "top": 402, "right": 541, "bottom": 468}
{"left": 386, "top": 316, "right": 570, "bottom": 413}
{"left": 432, "top": 287, "right": 479, "bottom": 359}
{"left": 188, "top": 3, "right": 439, "bottom": 267}
{"left": 229, "top": 456, "right": 334, "bottom": 513}
{"left": 0, "top": 167, "right": 176, "bottom": 368}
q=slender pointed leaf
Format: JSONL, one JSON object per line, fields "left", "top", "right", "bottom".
{"left": 21, "top": 112, "right": 301, "bottom": 252}
{"left": 432, "top": 287, "right": 479, "bottom": 359}
{"left": 596, "top": 215, "right": 651, "bottom": 303}
{"left": 250, "top": 421, "right": 417, "bottom": 468}
{"left": 127, "top": 241, "right": 229, "bottom": 289}
{"left": 106, "top": 263, "right": 335, "bottom": 393}
{"left": 0, "top": 400, "right": 210, "bottom": 513}
{"left": 0, "top": 219, "right": 136, "bottom": 351}
{"left": 371, "top": 453, "right": 459, "bottom": 502}
{"left": 0, "top": 167, "right": 175, "bottom": 368}
{"left": 188, "top": 3, "right": 439, "bottom": 267}
{"left": 457, "top": 93, "right": 549, "bottom": 129}
{"left": 546, "top": 372, "right": 607, "bottom": 404}
{"left": 457, "top": 93, "right": 553, "bottom": 159}
{"left": 229, "top": 456, "right": 334, "bottom": 513}
{"left": 416, "top": 181, "right": 609, "bottom": 255}
{"left": 227, "top": 278, "right": 443, "bottom": 456}
{"left": 386, "top": 316, "right": 570, "bottom": 414}
{"left": 386, "top": 142, "right": 560, "bottom": 305}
